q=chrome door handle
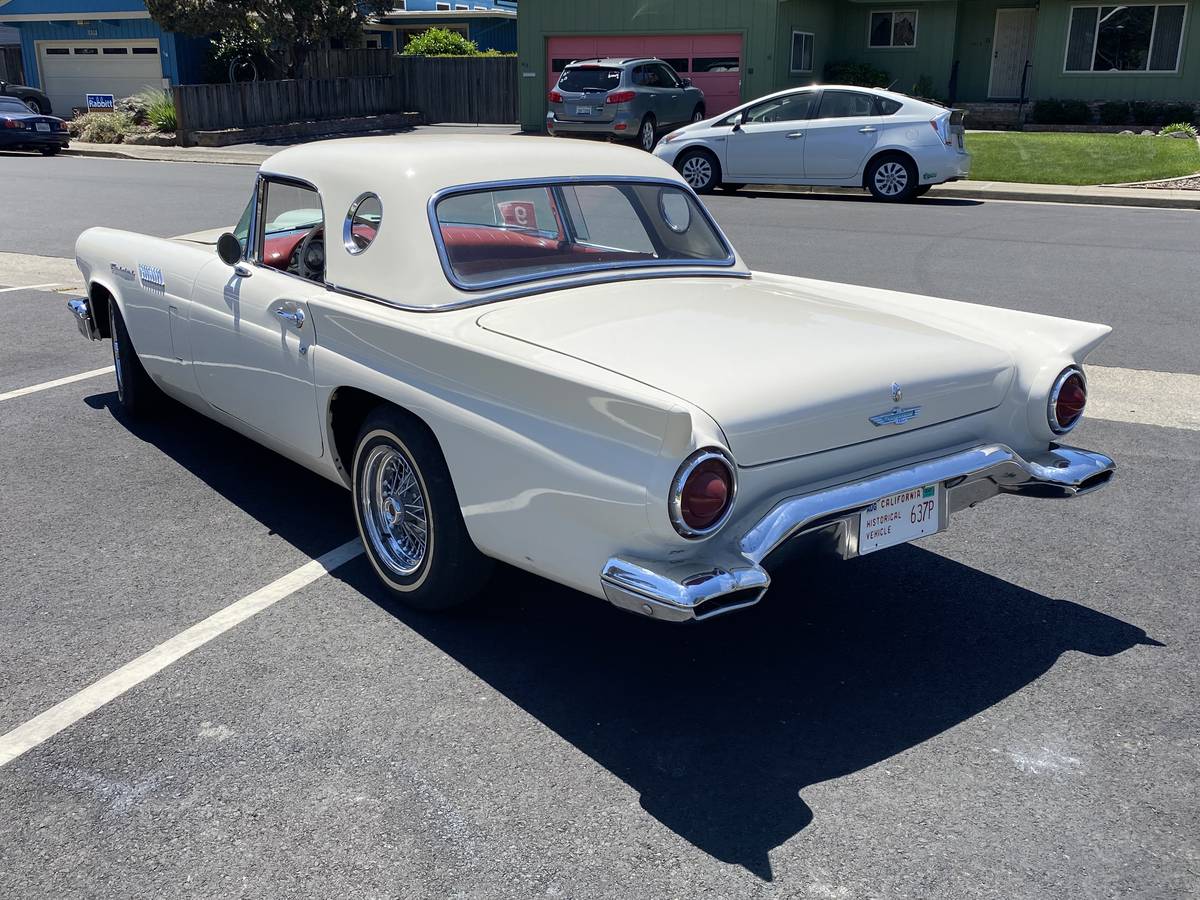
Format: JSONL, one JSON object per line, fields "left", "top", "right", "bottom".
{"left": 786, "top": 131, "right": 804, "bottom": 139}
{"left": 858, "top": 126, "right": 877, "bottom": 133}
{"left": 274, "top": 306, "right": 305, "bottom": 329}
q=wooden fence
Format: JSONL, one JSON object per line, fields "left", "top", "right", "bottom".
{"left": 172, "top": 54, "right": 518, "bottom": 144}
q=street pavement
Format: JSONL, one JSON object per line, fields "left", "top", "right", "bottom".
{"left": 0, "top": 154, "right": 1196, "bottom": 899}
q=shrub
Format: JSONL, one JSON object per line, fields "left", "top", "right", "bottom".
{"left": 1159, "top": 121, "right": 1198, "bottom": 138}
{"left": 402, "top": 27, "right": 479, "bottom": 56}
{"left": 1029, "top": 98, "right": 1091, "bottom": 125}
{"left": 136, "top": 88, "right": 177, "bottom": 132}
{"left": 911, "top": 74, "right": 935, "bottom": 100}
{"left": 67, "top": 111, "right": 135, "bottom": 143}
{"left": 1161, "top": 102, "right": 1197, "bottom": 124}
{"left": 1098, "top": 101, "right": 1130, "bottom": 125}
{"left": 1130, "top": 101, "right": 1166, "bottom": 125}
{"left": 822, "top": 61, "right": 890, "bottom": 88}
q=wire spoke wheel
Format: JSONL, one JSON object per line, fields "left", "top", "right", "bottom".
{"left": 360, "top": 445, "right": 429, "bottom": 577}
{"left": 874, "top": 161, "right": 909, "bottom": 196}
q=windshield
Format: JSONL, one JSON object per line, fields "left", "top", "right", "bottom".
{"left": 557, "top": 67, "right": 621, "bottom": 93}
{"left": 434, "top": 180, "right": 734, "bottom": 289}
{"left": 0, "top": 97, "right": 33, "bottom": 114}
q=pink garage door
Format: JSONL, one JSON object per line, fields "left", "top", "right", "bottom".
{"left": 547, "top": 34, "right": 743, "bottom": 116}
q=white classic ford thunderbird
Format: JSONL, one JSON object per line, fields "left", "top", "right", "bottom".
{"left": 67, "top": 136, "right": 1114, "bottom": 622}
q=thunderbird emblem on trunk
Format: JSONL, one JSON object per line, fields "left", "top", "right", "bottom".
{"left": 870, "top": 405, "right": 922, "bottom": 427}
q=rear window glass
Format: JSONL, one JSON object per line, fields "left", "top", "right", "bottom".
{"left": 874, "top": 96, "right": 903, "bottom": 116}
{"left": 558, "top": 67, "right": 621, "bottom": 92}
{"left": 434, "top": 181, "right": 733, "bottom": 289}
{"left": 0, "top": 97, "right": 32, "bottom": 113}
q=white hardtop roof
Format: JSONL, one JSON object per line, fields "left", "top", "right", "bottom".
{"left": 259, "top": 135, "right": 735, "bottom": 310}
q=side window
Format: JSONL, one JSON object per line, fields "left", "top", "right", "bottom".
{"left": 815, "top": 90, "right": 875, "bottom": 119}
{"left": 631, "top": 65, "right": 648, "bottom": 86}
{"left": 652, "top": 63, "right": 680, "bottom": 87}
{"left": 874, "top": 96, "right": 903, "bottom": 116}
{"left": 259, "top": 179, "right": 324, "bottom": 281}
{"left": 744, "top": 92, "right": 816, "bottom": 124}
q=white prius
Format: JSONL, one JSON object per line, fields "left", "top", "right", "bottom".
{"left": 653, "top": 85, "right": 971, "bottom": 201}
{"left": 67, "top": 135, "right": 1112, "bottom": 622}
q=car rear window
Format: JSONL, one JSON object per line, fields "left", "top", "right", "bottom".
{"left": 0, "top": 97, "right": 32, "bottom": 114}
{"left": 433, "top": 180, "right": 734, "bottom": 289}
{"left": 557, "top": 66, "right": 621, "bottom": 92}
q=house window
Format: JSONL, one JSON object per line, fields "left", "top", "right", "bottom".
{"left": 456, "top": 4, "right": 469, "bottom": 8}
{"left": 436, "top": 2, "right": 450, "bottom": 9}
{"left": 1064, "top": 4, "right": 1187, "bottom": 72}
{"left": 869, "top": 10, "right": 918, "bottom": 47}
{"left": 790, "top": 31, "right": 815, "bottom": 73}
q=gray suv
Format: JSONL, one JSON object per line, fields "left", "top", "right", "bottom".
{"left": 546, "top": 58, "right": 706, "bottom": 152}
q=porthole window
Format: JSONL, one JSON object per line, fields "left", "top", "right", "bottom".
{"left": 659, "top": 187, "right": 692, "bottom": 233}
{"left": 344, "top": 192, "right": 383, "bottom": 255}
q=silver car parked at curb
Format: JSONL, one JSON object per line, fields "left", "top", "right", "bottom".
{"left": 654, "top": 85, "right": 970, "bottom": 201}
{"left": 546, "top": 58, "right": 706, "bottom": 152}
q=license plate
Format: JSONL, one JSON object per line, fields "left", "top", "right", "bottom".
{"left": 574, "top": 105, "right": 595, "bottom": 116}
{"left": 35, "top": 122, "right": 51, "bottom": 132}
{"left": 858, "top": 484, "right": 940, "bottom": 555}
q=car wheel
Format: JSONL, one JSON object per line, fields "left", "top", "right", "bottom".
{"left": 23, "top": 97, "right": 45, "bottom": 114}
{"left": 866, "top": 154, "right": 918, "bottom": 201}
{"left": 108, "top": 299, "right": 161, "bottom": 419}
{"left": 352, "top": 406, "right": 493, "bottom": 611}
{"left": 690, "top": 106, "right": 705, "bottom": 124}
{"left": 637, "top": 115, "right": 657, "bottom": 152}
{"left": 676, "top": 149, "right": 719, "bottom": 194}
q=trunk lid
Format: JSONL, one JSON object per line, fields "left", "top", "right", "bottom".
{"left": 478, "top": 277, "right": 1015, "bottom": 466}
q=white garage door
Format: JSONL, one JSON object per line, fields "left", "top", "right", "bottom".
{"left": 37, "top": 40, "right": 164, "bottom": 116}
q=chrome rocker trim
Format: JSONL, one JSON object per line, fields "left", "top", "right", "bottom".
{"left": 67, "top": 298, "right": 100, "bottom": 341}
{"left": 601, "top": 443, "right": 1115, "bottom": 623}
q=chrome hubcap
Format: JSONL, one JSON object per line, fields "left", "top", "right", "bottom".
{"left": 360, "top": 445, "right": 429, "bottom": 577}
{"left": 874, "top": 162, "right": 908, "bottom": 196}
{"left": 681, "top": 156, "right": 712, "bottom": 188}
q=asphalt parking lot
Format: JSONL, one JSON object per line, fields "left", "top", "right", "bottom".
{"left": 1, "top": 154, "right": 1197, "bottom": 899}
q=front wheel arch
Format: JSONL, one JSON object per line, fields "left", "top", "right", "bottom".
{"left": 88, "top": 282, "right": 114, "bottom": 339}
{"left": 675, "top": 146, "right": 722, "bottom": 193}
{"left": 862, "top": 149, "right": 920, "bottom": 199}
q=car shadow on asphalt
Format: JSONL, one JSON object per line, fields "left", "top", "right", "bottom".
{"left": 90, "top": 390, "right": 1158, "bottom": 882}
{"left": 728, "top": 189, "right": 985, "bottom": 207}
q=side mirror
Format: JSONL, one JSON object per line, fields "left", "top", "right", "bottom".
{"left": 682, "top": 77, "right": 692, "bottom": 87}
{"left": 217, "top": 232, "right": 243, "bottom": 267}
{"left": 731, "top": 120, "right": 742, "bottom": 133}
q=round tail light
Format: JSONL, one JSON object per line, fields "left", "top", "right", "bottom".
{"left": 670, "top": 450, "right": 736, "bottom": 537}
{"left": 1049, "top": 367, "right": 1087, "bottom": 434}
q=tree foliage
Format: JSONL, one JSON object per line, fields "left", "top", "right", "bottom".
{"left": 401, "top": 27, "right": 480, "bottom": 57}
{"left": 146, "top": 0, "right": 391, "bottom": 77}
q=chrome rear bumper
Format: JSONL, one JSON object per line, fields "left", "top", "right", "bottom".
{"left": 601, "top": 443, "right": 1114, "bottom": 622}
{"left": 67, "top": 298, "right": 100, "bottom": 341}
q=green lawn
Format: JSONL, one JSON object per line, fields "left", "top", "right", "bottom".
{"left": 966, "top": 132, "right": 1200, "bottom": 185}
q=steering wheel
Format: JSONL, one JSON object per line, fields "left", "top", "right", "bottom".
{"left": 293, "top": 227, "right": 325, "bottom": 282}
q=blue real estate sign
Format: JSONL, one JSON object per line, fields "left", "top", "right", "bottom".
{"left": 86, "top": 94, "right": 115, "bottom": 112}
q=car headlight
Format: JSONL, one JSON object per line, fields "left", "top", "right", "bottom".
{"left": 660, "top": 130, "right": 685, "bottom": 145}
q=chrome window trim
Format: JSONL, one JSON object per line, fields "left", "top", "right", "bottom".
{"left": 325, "top": 266, "right": 753, "bottom": 314}
{"left": 427, "top": 175, "right": 738, "bottom": 293}
{"left": 344, "top": 191, "right": 383, "bottom": 256}
{"left": 669, "top": 448, "right": 738, "bottom": 539}
{"left": 1048, "top": 366, "right": 1087, "bottom": 435}
{"left": 252, "top": 172, "right": 326, "bottom": 283}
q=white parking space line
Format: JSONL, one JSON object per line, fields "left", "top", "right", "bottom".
{"left": 0, "top": 367, "right": 115, "bottom": 403}
{"left": 0, "top": 540, "right": 364, "bottom": 769}
{"left": 0, "top": 283, "right": 62, "bottom": 294}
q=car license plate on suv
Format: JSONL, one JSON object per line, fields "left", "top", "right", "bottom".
{"left": 858, "top": 484, "right": 940, "bottom": 555}
{"left": 574, "top": 106, "right": 595, "bottom": 116}
{"left": 35, "top": 122, "right": 51, "bottom": 132}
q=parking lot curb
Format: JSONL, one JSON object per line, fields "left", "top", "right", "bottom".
{"left": 64, "top": 145, "right": 266, "bottom": 166}
{"left": 748, "top": 181, "right": 1200, "bottom": 210}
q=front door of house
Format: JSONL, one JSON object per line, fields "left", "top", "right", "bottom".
{"left": 988, "top": 8, "right": 1038, "bottom": 99}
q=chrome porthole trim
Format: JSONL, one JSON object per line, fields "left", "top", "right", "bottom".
{"left": 658, "top": 186, "right": 693, "bottom": 232}
{"left": 343, "top": 191, "right": 382, "bottom": 256}
{"left": 669, "top": 448, "right": 738, "bottom": 539}
{"left": 1048, "top": 366, "right": 1087, "bottom": 435}
{"left": 359, "top": 443, "right": 430, "bottom": 577}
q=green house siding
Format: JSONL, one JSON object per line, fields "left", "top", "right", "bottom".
{"left": 517, "top": 0, "right": 781, "bottom": 130}
{"left": 831, "top": 1, "right": 960, "bottom": 97}
{"left": 776, "top": 0, "right": 837, "bottom": 87}
{"left": 1029, "top": 0, "right": 1199, "bottom": 102}
{"left": 953, "top": 0, "right": 1038, "bottom": 101}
